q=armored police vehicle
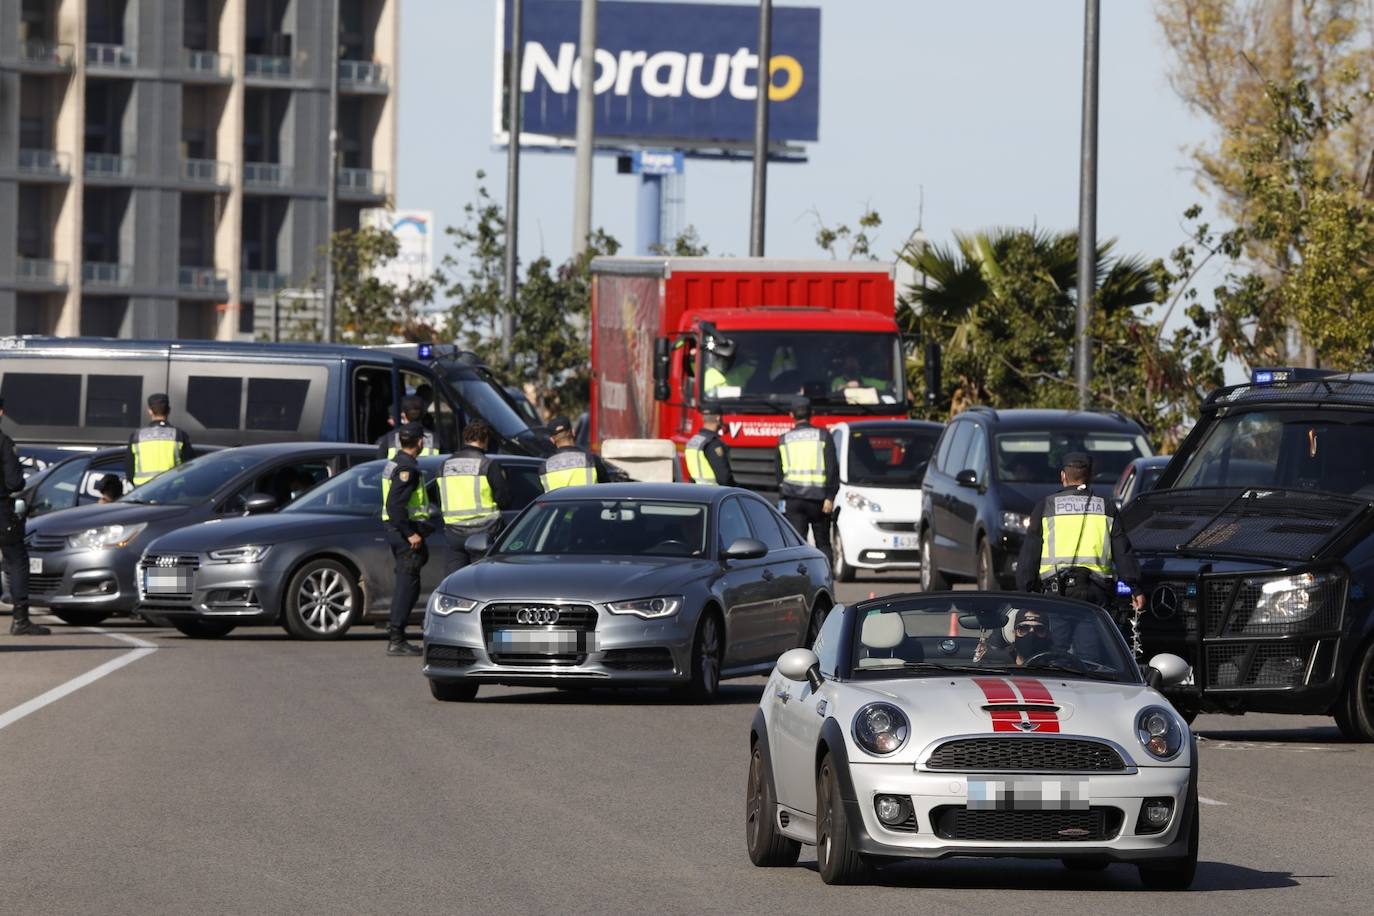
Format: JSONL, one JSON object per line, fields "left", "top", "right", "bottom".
{"left": 1122, "top": 368, "right": 1374, "bottom": 739}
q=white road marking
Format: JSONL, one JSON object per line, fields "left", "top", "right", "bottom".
{"left": 1198, "top": 796, "right": 1228, "bottom": 806}
{"left": 0, "top": 625, "right": 157, "bottom": 732}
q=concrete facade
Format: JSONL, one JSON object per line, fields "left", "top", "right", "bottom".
{"left": 0, "top": 0, "right": 399, "bottom": 339}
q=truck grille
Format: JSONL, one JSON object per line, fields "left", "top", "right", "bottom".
{"left": 931, "top": 806, "right": 1123, "bottom": 842}
{"left": 481, "top": 603, "right": 597, "bottom": 666}
{"left": 726, "top": 447, "right": 779, "bottom": 496}
{"left": 925, "top": 738, "right": 1126, "bottom": 773}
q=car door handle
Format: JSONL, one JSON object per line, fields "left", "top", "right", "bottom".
{"left": 762, "top": 569, "right": 775, "bottom": 581}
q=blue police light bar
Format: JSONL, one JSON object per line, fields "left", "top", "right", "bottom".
{"left": 1251, "top": 367, "right": 1340, "bottom": 385}
{"left": 1116, "top": 580, "right": 1133, "bottom": 596}
{"left": 417, "top": 343, "right": 434, "bottom": 360}
{"left": 1253, "top": 369, "right": 1275, "bottom": 385}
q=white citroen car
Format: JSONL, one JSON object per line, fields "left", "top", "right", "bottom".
{"left": 829, "top": 421, "right": 943, "bottom": 582}
{"left": 746, "top": 592, "right": 1198, "bottom": 888}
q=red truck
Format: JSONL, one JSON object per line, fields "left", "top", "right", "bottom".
{"left": 588, "top": 257, "right": 908, "bottom": 494}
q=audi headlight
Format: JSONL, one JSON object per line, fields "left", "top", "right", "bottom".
{"left": 1000, "top": 511, "right": 1030, "bottom": 533}
{"left": 1251, "top": 572, "right": 1338, "bottom": 625}
{"left": 852, "top": 702, "right": 909, "bottom": 756}
{"left": 607, "top": 596, "right": 682, "bottom": 619}
{"left": 68, "top": 523, "right": 147, "bottom": 551}
{"left": 207, "top": 544, "right": 271, "bottom": 564}
{"left": 430, "top": 593, "right": 478, "bottom": 617}
{"left": 845, "top": 492, "right": 883, "bottom": 513}
{"left": 1136, "top": 705, "right": 1185, "bottom": 761}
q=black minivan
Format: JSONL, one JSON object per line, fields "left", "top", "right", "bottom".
{"left": 920, "top": 408, "right": 1153, "bottom": 591}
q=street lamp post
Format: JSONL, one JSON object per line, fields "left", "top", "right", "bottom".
{"left": 571, "top": 0, "right": 598, "bottom": 257}
{"left": 322, "top": 0, "right": 341, "bottom": 342}
{"left": 748, "top": 0, "right": 773, "bottom": 257}
{"left": 1075, "top": 0, "right": 1100, "bottom": 410}
{"left": 504, "top": 0, "right": 524, "bottom": 366}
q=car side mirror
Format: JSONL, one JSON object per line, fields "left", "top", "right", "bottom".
{"left": 723, "top": 537, "right": 768, "bottom": 561}
{"left": 1146, "top": 653, "right": 1191, "bottom": 689}
{"left": 955, "top": 469, "right": 979, "bottom": 488}
{"left": 243, "top": 494, "right": 277, "bottom": 515}
{"left": 777, "top": 647, "right": 823, "bottom": 690}
{"left": 465, "top": 532, "right": 491, "bottom": 556}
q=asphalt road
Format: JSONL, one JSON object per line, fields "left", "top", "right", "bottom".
{"left": 0, "top": 573, "right": 1368, "bottom": 915}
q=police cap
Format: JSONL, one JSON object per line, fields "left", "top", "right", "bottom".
{"left": 397, "top": 422, "right": 425, "bottom": 449}
{"left": 548, "top": 415, "right": 573, "bottom": 437}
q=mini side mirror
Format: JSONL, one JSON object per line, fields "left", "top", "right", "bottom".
{"left": 723, "top": 537, "right": 768, "bottom": 561}
{"left": 1146, "top": 653, "right": 1191, "bottom": 688}
{"left": 955, "top": 469, "right": 979, "bottom": 488}
{"left": 464, "top": 531, "right": 492, "bottom": 556}
{"left": 777, "top": 647, "right": 822, "bottom": 690}
{"left": 243, "top": 494, "right": 278, "bottom": 515}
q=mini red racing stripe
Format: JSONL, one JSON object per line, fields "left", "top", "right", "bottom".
{"left": 973, "top": 677, "right": 1022, "bottom": 732}
{"left": 1012, "top": 678, "right": 1061, "bottom": 733}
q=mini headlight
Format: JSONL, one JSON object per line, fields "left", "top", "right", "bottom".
{"left": 430, "top": 594, "right": 478, "bottom": 617}
{"left": 1136, "top": 705, "right": 1184, "bottom": 761}
{"left": 999, "top": 511, "right": 1030, "bottom": 533}
{"left": 1251, "top": 572, "right": 1338, "bottom": 625}
{"left": 68, "top": 523, "right": 147, "bottom": 551}
{"left": 845, "top": 492, "right": 883, "bottom": 513}
{"left": 853, "top": 702, "right": 909, "bottom": 756}
{"left": 207, "top": 544, "right": 271, "bottom": 564}
{"left": 606, "top": 596, "right": 682, "bottom": 619}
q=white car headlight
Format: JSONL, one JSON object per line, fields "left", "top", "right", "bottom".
{"left": 845, "top": 491, "right": 883, "bottom": 513}
{"left": 68, "top": 523, "right": 147, "bottom": 551}
{"left": 1136, "top": 705, "right": 1185, "bottom": 761}
{"left": 430, "top": 593, "right": 478, "bottom": 617}
{"left": 852, "top": 702, "right": 909, "bottom": 756}
{"left": 1251, "top": 572, "right": 1338, "bottom": 625}
{"left": 1000, "top": 511, "right": 1030, "bottom": 533}
{"left": 207, "top": 544, "right": 271, "bottom": 564}
{"left": 606, "top": 596, "right": 682, "bottom": 619}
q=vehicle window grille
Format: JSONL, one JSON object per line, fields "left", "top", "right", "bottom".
{"left": 1206, "top": 642, "right": 1314, "bottom": 688}
{"left": 726, "top": 447, "right": 780, "bottom": 494}
{"left": 1203, "top": 580, "right": 1237, "bottom": 637}
{"left": 924, "top": 738, "right": 1126, "bottom": 772}
{"left": 930, "top": 806, "right": 1123, "bottom": 842}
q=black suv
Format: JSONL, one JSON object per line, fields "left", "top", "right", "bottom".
{"left": 920, "top": 408, "right": 1153, "bottom": 591}
{"left": 1123, "top": 369, "right": 1374, "bottom": 739}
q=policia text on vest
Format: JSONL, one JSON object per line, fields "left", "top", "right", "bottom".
{"left": 437, "top": 441, "right": 509, "bottom": 575}
{"left": 540, "top": 446, "right": 608, "bottom": 491}
{"left": 1014, "top": 483, "right": 1143, "bottom": 607}
{"left": 127, "top": 417, "right": 194, "bottom": 486}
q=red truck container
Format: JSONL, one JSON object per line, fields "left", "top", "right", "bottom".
{"left": 589, "top": 257, "right": 908, "bottom": 494}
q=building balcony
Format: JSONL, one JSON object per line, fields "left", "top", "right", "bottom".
{"left": 82, "top": 262, "right": 132, "bottom": 288}
{"left": 242, "top": 270, "right": 288, "bottom": 295}
{"left": 244, "top": 54, "right": 293, "bottom": 81}
{"left": 339, "top": 59, "right": 388, "bottom": 92}
{"left": 16, "top": 258, "right": 69, "bottom": 287}
{"left": 85, "top": 153, "right": 136, "bottom": 180}
{"left": 86, "top": 43, "right": 137, "bottom": 71}
{"left": 183, "top": 49, "right": 233, "bottom": 79}
{"left": 17, "top": 149, "right": 72, "bottom": 180}
{"left": 243, "top": 162, "right": 292, "bottom": 189}
{"left": 183, "top": 158, "right": 231, "bottom": 187}
{"left": 18, "top": 40, "right": 75, "bottom": 70}
{"left": 178, "top": 266, "right": 229, "bottom": 296}
{"left": 338, "top": 167, "right": 387, "bottom": 199}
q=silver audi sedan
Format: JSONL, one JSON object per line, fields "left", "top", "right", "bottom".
{"left": 422, "top": 483, "right": 836, "bottom": 703}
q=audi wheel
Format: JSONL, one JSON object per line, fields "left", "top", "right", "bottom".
{"left": 430, "top": 679, "right": 479, "bottom": 702}
{"left": 283, "top": 559, "right": 359, "bottom": 640}
{"left": 677, "top": 611, "right": 722, "bottom": 704}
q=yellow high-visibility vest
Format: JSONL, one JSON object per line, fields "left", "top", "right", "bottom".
{"left": 1038, "top": 491, "right": 1113, "bottom": 579}
{"left": 684, "top": 432, "right": 718, "bottom": 484}
{"left": 131, "top": 425, "right": 183, "bottom": 486}
{"left": 381, "top": 461, "right": 431, "bottom": 522}
{"left": 778, "top": 426, "right": 828, "bottom": 500}
{"left": 540, "top": 449, "right": 596, "bottom": 492}
{"left": 385, "top": 429, "right": 439, "bottom": 458}
{"left": 439, "top": 456, "right": 498, "bottom": 526}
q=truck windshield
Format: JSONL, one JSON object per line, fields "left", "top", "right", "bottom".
{"left": 1172, "top": 408, "right": 1374, "bottom": 497}
{"left": 996, "top": 431, "right": 1150, "bottom": 485}
{"left": 702, "top": 331, "right": 903, "bottom": 410}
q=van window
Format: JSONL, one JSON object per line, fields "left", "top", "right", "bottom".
{"left": 941, "top": 422, "right": 975, "bottom": 475}
{"left": 354, "top": 367, "right": 393, "bottom": 444}
{"left": 964, "top": 425, "right": 988, "bottom": 480}
{"left": 187, "top": 376, "right": 242, "bottom": 429}
{"left": 247, "top": 378, "right": 309, "bottom": 431}
{"left": 1, "top": 373, "right": 80, "bottom": 426}
{"left": 86, "top": 375, "right": 143, "bottom": 427}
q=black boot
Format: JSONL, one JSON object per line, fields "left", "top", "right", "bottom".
{"left": 10, "top": 607, "right": 51, "bottom": 636}
{"left": 387, "top": 629, "right": 420, "bottom": 657}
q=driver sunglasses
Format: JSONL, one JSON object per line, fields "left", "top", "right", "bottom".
{"left": 1015, "top": 622, "right": 1048, "bottom": 635}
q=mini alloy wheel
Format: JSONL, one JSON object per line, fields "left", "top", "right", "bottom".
{"left": 745, "top": 744, "right": 800, "bottom": 867}
{"left": 816, "top": 753, "right": 868, "bottom": 885}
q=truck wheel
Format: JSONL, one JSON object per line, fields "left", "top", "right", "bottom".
{"left": 1335, "top": 639, "right": 1374, "bottom": 741}
{"left": 831, "top": 525, "right": 855, "bottom": 583}
{"left": 920, "top": 527, "right": 949, "bottom": 592}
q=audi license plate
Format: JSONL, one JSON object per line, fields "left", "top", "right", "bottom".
{"left": 967, "top": 778, "right": 1089, "bottom": 811}
{"left": 143, "top": 568, "right": 193, "bottom": 595}
{"left": 892, "top": 534, "right": 919, "bottom": 549}
{"left": 28, "top": 557, "right": 41, "bottom": 574}
{"left": 491, "top": 629, "right": 590, "bottom": 654}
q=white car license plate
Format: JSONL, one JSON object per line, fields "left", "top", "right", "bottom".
{"left": 892, "top": 534, "right": 919, "bottom": 549}
{"left": 967, "top": 778, "right": 1089, "bottom": 811}
{"left": 491, "top": 629, "right": 589, "bottom": 654}
{"left": 28, "top": 557, "right": 42, "bottom": 574}
{"left": 143, "top": 568, "right": 193, "bottom": 595}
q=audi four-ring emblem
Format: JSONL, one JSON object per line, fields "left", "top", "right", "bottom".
{"left": 516, "top": 606, "right": 561, "bottom": 625}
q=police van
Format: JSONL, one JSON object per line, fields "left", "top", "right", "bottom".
{"left": 0, "top": 338, "right": 550, "bottom": 456}
{"left": 1123, "top": 368, "right": 1374, "bottom": 739}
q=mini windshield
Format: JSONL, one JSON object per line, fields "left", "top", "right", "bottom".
{"left": 284, "top": 463, "right": 384, "bottom": 517}
{"left": 849, "top": 595, "right": 1138, "bottom": 683}
{"left": 702, "top": 331, "right": 904, "bottom": 409}
{"left": 996, "top": 431, "right": 1150, "bottom": 484}
{"left": 496, "top": 499, "right": 709, "bottom": 557}
{"left": 120, "top": 452, "right": 260, "bottom": 506}
{"left": 844, "top": 426, "right": 939, "bottom": 487}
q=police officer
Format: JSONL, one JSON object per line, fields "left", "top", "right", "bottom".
{"left": 540, "top": 416, "right": 608, "bottom": 492}
{"left": 437, "top": 419, "right": 509, "bottom": 575}
{"left": 375, "top": 395, "right": 438, "bottom": 459}
{"left": 684, "top": 409, "right": 734, "bottom": 486}
{"left": 381, "top": 423, "right": 432, "bottom": 656}
{"left": 776, "top": 397, "right": 839, "bottom": 569}
{"left": 126, "top": 393, "right": 193, "bottom": 487}
{"left": 0, "top": 399, "right": 47, "bottom": 636}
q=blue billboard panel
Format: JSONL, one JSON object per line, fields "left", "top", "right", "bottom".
{"left": 499, "top": 0, "right": 820, "bottom": 147}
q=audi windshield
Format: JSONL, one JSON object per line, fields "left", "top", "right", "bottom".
{"left": 496, "top": 500, "right": 709, "bottom": 558}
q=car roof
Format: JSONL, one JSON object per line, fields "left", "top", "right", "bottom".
{"left": 956, "top": 407, "right": 1144, "bottom": 433}
{"left": 536, "top": 482, "right": 741, "bottom": 503}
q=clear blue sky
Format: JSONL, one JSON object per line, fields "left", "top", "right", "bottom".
{"left": 399, "top": 0, "right": 1213, "bottom": 289}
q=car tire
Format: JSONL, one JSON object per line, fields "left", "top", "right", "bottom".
{"left": 805, "top": 600, "right": 830, "bottom": 649}
{"left": 975, "top": 537, "right": 997, "bottom": 591}
{"left": 171, "top": 619, "right": 237, "bottom": 639}
{"left": 677, "top": 611, "right": 723, "bottom": 704}
{"left": 283, "top": 558, "right": 360, "bottom": 641}
{"left": 51, "top": 610, "right": 110, "bottom": 627}
{"left": 745, "top": 743, "right": 801, "bottom": 867}
{"left": 816, "top": 752, "right": 869, "bottom": 885}
{"left": 1137, "top": 778, "right": 1199, "bottom": 890}
{"left": 832, "top": 524, "right": 855, "bottom": 583}
{"left": 429, "top": 679, "right": 479, "bottom": 702}
{"left": 920, "top": 527, "right": 949, "bottom": 592}
{"left": 1334, "top": 638, "right": 1374, "bottom": 741}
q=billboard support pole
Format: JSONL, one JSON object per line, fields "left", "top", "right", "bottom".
{"left": 748, "top": 0, "right": 772, "bottom": 257}
{"left": 503, "top": 0, "right": 524, "bottom": 366}
{"left": 571, "top": 0, "right": 598, "bottom": 257}
{"left": 322, "top": 0, "right": 340, "bottom": 343}
{"left": 1075, "top": 0, "right": 1100, "bottom": 410}
{"left": 636, "top": 173, "right": 663, "bottom": 255}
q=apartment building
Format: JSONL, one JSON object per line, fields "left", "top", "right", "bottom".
{"left": 0, "top": 0, "right": 398, "bottom": 340}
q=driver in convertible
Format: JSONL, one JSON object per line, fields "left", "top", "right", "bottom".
{"left": 974, "top": 607, "right": 1056, "bottom": 666}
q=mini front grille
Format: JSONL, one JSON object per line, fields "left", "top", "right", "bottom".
{"left": 1206, "top": 642, "right": 1313, "bottom": 688}
{"left": 426, "top": 645, "right": 477, "bottom": 667}
{"left": 601, "top": 648, "right": 675, "bottom": 672}
{"left": 931, "top": 806, "right": 1123, "bottom": 842}
{"left": 925, "top": 738, "right": 1126, "bottom": 773}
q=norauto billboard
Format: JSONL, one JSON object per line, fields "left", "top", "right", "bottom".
{"left": 494, "top": 0, "right": 821, "bottom": 149}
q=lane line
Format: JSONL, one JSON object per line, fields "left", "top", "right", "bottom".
{"left": 0, "top": 625, "right": 157, "bottom": 732}
{"left": 1198, "top": 796, "right": 1228, "bottom": 806}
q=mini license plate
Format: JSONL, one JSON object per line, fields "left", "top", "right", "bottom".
{"left": 892, "top": 534, "right": 919, "bottom": 549}
{"left": 967, "top": 778, "right": 1089, "bottom": 811}
{"left": 491, "top": 629, "right": 592, "bottom": 655}
{"left": 28, "top": 557, "right": 42, "bottom": 574}
{"left": 143, "top": 568, "right": 193, "bottom": 595}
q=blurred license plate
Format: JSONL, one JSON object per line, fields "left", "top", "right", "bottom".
{"left": 892, "top": 535, "right": 919, "bottom": 549}
{"left": 491, "top": 629, "right": 590, "bottom": 654}
{"left": 967, "top": 778, "right": 1088, "bottom": 811}
{"left": 28, "top": 558, "right": 41, "bottom": 574}
{"left": 143, "top": 568, "right": 193, "bottom": 594}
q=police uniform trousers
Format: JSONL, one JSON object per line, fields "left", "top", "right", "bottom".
{"left": 1044, "top": 575, "right": 1109, "bottom": 658}
{"left": 385, "top": 531, "right": 428, "bottom": 631}
{"left": 784, "top": 498, "right": 833, "bottom": 568}
{"left": 442, "top": 520, "right": 497, "bottom": 577}
{"left": 0, "top": 506, "right": 29, "bottom": 613}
